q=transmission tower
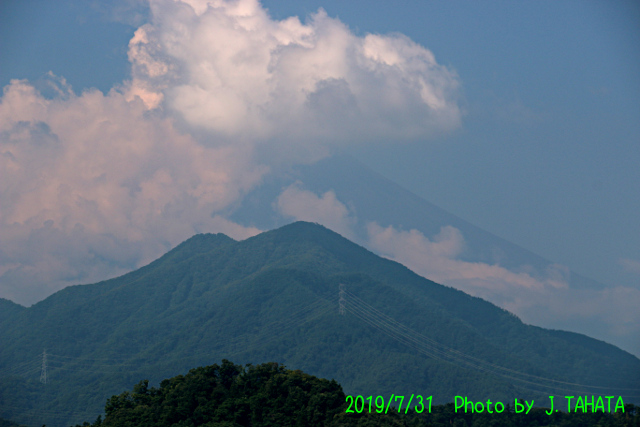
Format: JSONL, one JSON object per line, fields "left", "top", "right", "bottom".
{"left": 339, "top": 284, "right": 346, "bottom": 315}
{"left": 40, "top": 349, "right": 47, "bottom": 384}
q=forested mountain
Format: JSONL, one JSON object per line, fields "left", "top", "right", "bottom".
{"left": 0, "top": 299, "right": 24, "bottom": 324}
{"left": 1, "top": 222, "right": 639, "bottom": 427}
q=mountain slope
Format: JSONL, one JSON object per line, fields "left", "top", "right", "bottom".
{"left": 0, "top": 298, "right": 24, "bottom": 324}
{"left": 0, "top": 222, "right": 638, "bottom": 427}
{"left": 230, "top": 154, "right": 640, "bottom": 359}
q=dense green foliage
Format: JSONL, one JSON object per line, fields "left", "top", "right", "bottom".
{"left": 0, "top": 298, "right": 24, "bottom": 324}
{"left": 0, "top": 418, "right": 25, "bottom": 427}
{"left": 92, "top": 360, "right": 349, "bottom": 427}
{"left": 1, "top": 222, "right": 639, "bottom": 427}
{"left": 76, "top": 361, "right": 639, "bottom": 427}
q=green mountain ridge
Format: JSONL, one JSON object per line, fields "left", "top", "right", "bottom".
{"left": 0, "top": 299, "right": 24, "bottom": 324}
{"left": 1, "top": 222, "right": 638, "bottom": 427}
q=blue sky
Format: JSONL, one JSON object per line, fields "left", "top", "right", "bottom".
{"left": 1, "top": 0, "right": 639, "bottom": 353}
{"left": 265, "top": 0, "right": 640, "bottom": 292}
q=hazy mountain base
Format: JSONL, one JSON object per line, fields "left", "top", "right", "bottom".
{"left": 1, "top": 222, "right": 638, "bottom": 427}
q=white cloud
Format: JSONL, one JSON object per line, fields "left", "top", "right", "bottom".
{"left": 128, "top": 0, "right": 461, "bottom": 155}
{"left": 0, "top": 78, "right": 263, "bottom": 305}
{"left": 276, "top": 184, "right": 355, "bottom": 239}
{"left": 1, "top": 0, "right": 462, "bottom": 305}
{"left": 366, "top": 222, "right": 640, "bottom": 352}
{"left": 366, "top": 222, "right": 567, "bottom": 297}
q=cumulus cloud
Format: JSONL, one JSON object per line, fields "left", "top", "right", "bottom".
{"left": 0, "top": 78, "right": 263, "bottom": 305}
{"left": 1, "top": 0, "right": 461, "bottom": 305}
{"left": 275, "top": 184, "right": 356, "bottom": 239}
{"left": 128, "top": 0, "right": 461, "bottom": 156}
{"left": 367, "top": 222, "right": 568, "bottom": 299}
{"left": 366, "top": 222, "right": 640, "bottom": 352}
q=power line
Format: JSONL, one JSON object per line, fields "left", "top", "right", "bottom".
{"left": 341, "top": 289, "right": 640, "bottom": 397}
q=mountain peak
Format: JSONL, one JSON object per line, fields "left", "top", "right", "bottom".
{"left": 0, "top": 298, "right": 25, "bottom": 323}
{"left": 263, "top": 220, "right": 339, "bottom": 239}
{"left": 159, "top": 232, "right": 238, "bottom": 264}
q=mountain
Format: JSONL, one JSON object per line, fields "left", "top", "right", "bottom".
{"left": 1, "top": 222, "right": 639, "bottom": 427}
{"left": 229, "top": 154, "right": 640, "bottom": 358}
{"left": 0, "top": 299, "right": 24, "bottom": 324}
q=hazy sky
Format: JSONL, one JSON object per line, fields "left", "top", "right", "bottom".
{"left": 1, "top": 0, "right": 639, "bottom": 353}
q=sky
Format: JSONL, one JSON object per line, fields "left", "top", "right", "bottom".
{"left": 1, "top": 0, "right": 639, "bottom": 354}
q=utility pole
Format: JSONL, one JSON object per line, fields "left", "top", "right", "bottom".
{"left": 40, "top": 349, "right": 47, "bottom": 384}
{"left": 339, "top": 284, "right": 346, "bottom": 315}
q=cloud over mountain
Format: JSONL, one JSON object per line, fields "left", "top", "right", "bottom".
{"left": 0, "top": 0, "right": 461, "bottom": 305}
{"left": 366, "top": 221, "right": 640, "bottom": 353}
{"left": 0, "top": 76, "right": 262, "bottom": 304}
{"left": 276, "top": 184, "right": 356, "bottom": 240}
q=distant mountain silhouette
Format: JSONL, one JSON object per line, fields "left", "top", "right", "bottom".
{"left": 233, "top": 154, "right": 605, "bottom": 290}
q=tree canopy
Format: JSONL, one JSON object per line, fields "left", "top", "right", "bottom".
{"left": 77, "top": 360, "right": 639, "bottom": 427}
